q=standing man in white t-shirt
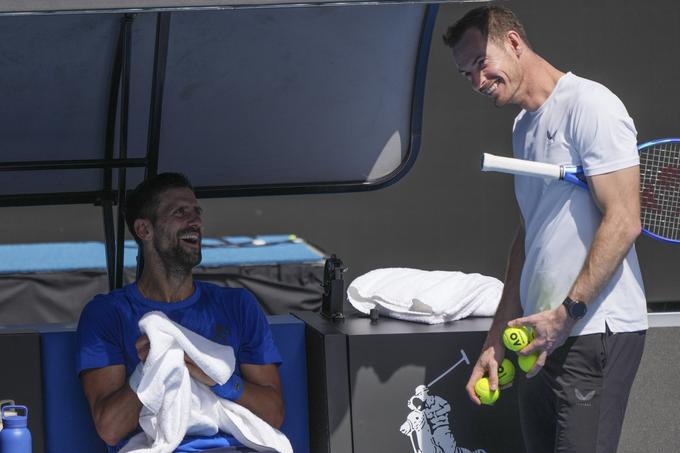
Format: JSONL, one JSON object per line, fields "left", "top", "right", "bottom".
{"left": 443, "top": 6, "right": 647, "bottom": 453}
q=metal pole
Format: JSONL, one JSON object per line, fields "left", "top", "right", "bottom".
{"left": 115, "top": 14, "right": 134, "bottom": 289}
{"left": 145, "top": 12, "right": 171, "bottom": 179}
{"left": 102, "top": 12, "right": 126, "bottom": 291}
{"left": 427, "top": 349, "right": 470, "bottom": 388}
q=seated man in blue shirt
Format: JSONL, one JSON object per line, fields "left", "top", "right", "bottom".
{"left": 76, "top": 173, "right": 284, "bottom": 452}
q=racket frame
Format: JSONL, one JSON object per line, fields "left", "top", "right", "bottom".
{"left": 480, "top": 138, "right": 680, "bottom": 244}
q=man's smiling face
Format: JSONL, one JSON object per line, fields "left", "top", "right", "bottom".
{"left": 150, "top": 187, "right": 203, "bottom": 273}
{"left": 452, "top": 27, "right": 523, "bottom": 108}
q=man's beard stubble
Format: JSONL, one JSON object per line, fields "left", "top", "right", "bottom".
{"left": 153, "top": 234, "right": 202, "bottom": 277}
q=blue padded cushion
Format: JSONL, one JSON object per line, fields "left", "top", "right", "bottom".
{"left": 40, "top": 315, "right": 309, "bottom": 453}
{"left": 40, "top": 330, "right": 107, "bottom": 453}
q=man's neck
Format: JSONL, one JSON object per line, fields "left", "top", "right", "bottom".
{"left": 136, "top": 267, "right": 195, "bottom": 302}
{"left": 517, "top": 53, "right": 565, "bottom": 112}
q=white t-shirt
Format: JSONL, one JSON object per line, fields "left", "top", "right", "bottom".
{"left": 513, "top": 72, "right": 647, "bottom": 335}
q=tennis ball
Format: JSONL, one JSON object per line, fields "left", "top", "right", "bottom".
{"left": 503, "top": 326, "right": 531, "bottom": 351}
{"left": 474, "top": 377, "right": 500, "bottom": 405}
{"left": 527, "top": 326, "right": 536, "bottom": 342}
{"left": 517, "top": 352, "right": 539, "bottom": 373}
{"left": 498, "top": 358, "right": 516, "bottom": 386}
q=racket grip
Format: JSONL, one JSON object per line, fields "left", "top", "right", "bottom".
{"left": 481, "top": 153, "right": 562, "bottom": 179}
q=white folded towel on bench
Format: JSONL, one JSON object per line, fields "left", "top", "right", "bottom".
{"left": 121, "top": 311, "right": 292, "bottom": 453}
{"left": 347, "top": 268, "right": 502, "bottom": 324}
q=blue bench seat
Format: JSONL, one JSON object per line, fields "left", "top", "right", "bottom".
{"left": 39, "top": 315, "right": 309, "bottom": 453}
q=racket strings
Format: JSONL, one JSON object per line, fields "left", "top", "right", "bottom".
{"left": 639, "top": 141, "right": 680, "bottom": 241}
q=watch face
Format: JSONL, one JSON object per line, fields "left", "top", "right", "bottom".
{"left": 569, "top": 301, "right": 587, "bottom": 319}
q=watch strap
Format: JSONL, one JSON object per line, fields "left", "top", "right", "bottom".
{"left": 563, "top": 296, "right": 587, "bottom": 320}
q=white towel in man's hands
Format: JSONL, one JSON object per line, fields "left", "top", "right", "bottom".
{"left": 121, "top": 311, "right": 292, "bottom": 453}
{"left": 347, "top": 268, "right": 502, "bottom": 324}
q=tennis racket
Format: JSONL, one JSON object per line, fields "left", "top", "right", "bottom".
{"left": 481, "top": 138, "right": 680, "bottom": 244}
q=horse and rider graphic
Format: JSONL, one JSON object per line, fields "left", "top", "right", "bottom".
{"left": 399, "top": 350, "right": 487, "bottom": 453}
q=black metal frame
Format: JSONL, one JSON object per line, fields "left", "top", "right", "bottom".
{"left": 103, "top": 14, "right": 133, "bottom": 289}
{"left": 0, "top": 4, "right": 437, "bottom": 288}
{"left": 0, "top": 158, "right": 146, "bottom": 171}
{"left": 0, "top": 1, "right": 451, "bottom": 16}
{"left": 113, "top": 14, "right": 135, "bottom": 289}
{"left": 0, "top": 12, "right": 169, "bottom": 289}
{"left": 146, "top": 13, "right": 171, "bottom": 180}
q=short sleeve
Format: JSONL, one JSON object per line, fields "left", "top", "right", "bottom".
{"left": 570, "top": 85, "right": 639, "bottom": 176}
{"left": 75, "top": 296, "right": 125, "bottom": 375}
{"left": 236, "top": 290, "right": 282, "bottom": 366}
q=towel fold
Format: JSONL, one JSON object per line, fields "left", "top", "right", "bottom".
{"left": 121, "top": 311, "right": 292, "bottom": 453}
{"left": 347, "top": 268, "right": 502, "bottom": 324}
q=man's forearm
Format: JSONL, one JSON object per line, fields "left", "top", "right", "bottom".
{"left": 82, "top": 365, "right": 143, "bottom": 446}
{"left": 237, "top": 381, "right": 284, "bottom": 428}
{"left": 486, "top": 224, "right": 526, "bottom": 346}
{"left": 193, "top": 359, "right": 284, "bottom": 429}
{"left": 465, "top": 224, "right": 528, "bottom": 400}
{"left": 89, "top": 380, "right": 143, "bottom": 446}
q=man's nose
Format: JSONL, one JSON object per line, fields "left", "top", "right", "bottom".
{"left": 471, "top": 71, "right": 484, "bottom": 92}
{"left": 189, "top": 210, "right": 203, "bottom": 227}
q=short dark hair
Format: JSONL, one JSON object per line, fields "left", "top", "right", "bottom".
{"left": 442, "top": 5, "right": 530, "bottom": 50}
{"left": 125, "top": 172, "right": 194, "bottom": 243}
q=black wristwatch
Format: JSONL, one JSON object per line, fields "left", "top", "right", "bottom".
{"left": 562, "top": 296, "right": 587, "bottom": 320}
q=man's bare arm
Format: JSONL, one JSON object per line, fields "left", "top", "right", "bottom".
{"left": 81, "top": 365, "right": 142, "bottom": 446}
{"left": 237, "top": 364, "right": 285, "bottom": 428}
{"left": 184, "top": 355, "right": 284, "bottom": 428}
{"left": 569, "top": 165, "right": 641, "bottom": 302}
{"left": 486, "top": 222, "right": 527, "bottom": 346}
{"left": 511, "top": 165, "right": 641, "bottom": 374}
{"left": 465, "top": 223, "right": 525, "bottom": 404}
{"left": 170, "top": 334, "right": 285, "bottom": 429}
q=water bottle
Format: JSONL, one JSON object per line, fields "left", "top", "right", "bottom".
{"left": 0, "top": 405, "right": 32, "bottom": 453}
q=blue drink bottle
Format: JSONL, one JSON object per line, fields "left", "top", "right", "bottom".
{"left": 0, "top": 405, "right": 32, "bottom": 453}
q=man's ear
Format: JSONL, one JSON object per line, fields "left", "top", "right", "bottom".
{"left": 506, "top": 30, "right": 524, "bottom": 57}
{"left": 134, "top": 218, "right": 153, "bottom": 242}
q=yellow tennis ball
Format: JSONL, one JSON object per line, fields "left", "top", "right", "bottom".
{"left": 503, "top": 326, "right": 530, "bottom": 352}
{"left": 529, "top": 326, "right": 536, "bottom": 341}
{"left": 517, "top": 352, "right": 539, "bottom": 373}
{"left": 498, "top": 358, "right": 516, "bottom": 386}
{"left": 474, "top": 377, "right": 500, "bottom": 405}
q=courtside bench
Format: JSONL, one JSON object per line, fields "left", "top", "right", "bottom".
{"left": 0, "top": 315, "right": 310, "bottom": 453}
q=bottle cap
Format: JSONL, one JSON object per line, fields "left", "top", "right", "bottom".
{"left": 1, "top": 405, "right": 28, "bottom": 428}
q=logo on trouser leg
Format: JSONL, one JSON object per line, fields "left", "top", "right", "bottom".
{"left": 574, "top": 388, "right": 596, "bottom": 406}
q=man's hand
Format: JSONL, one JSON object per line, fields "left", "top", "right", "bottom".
{"left": 135, "top": 335, "right": 150, "bottom": 362}
{"left": 465, "top": 341, "right": 504, "bottom": 405}
{"left": 184, "top": 354, "right": 217, "bottom": 387}
{"left": 136, "top": 334, "right": 217, "bottom": 386}
{"left": 508, "top": 305, "right": 576, "bottom": 378}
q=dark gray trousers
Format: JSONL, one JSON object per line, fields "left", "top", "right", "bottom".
{"left": 518, "top": 327, "right": 646, "bottom": 453}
